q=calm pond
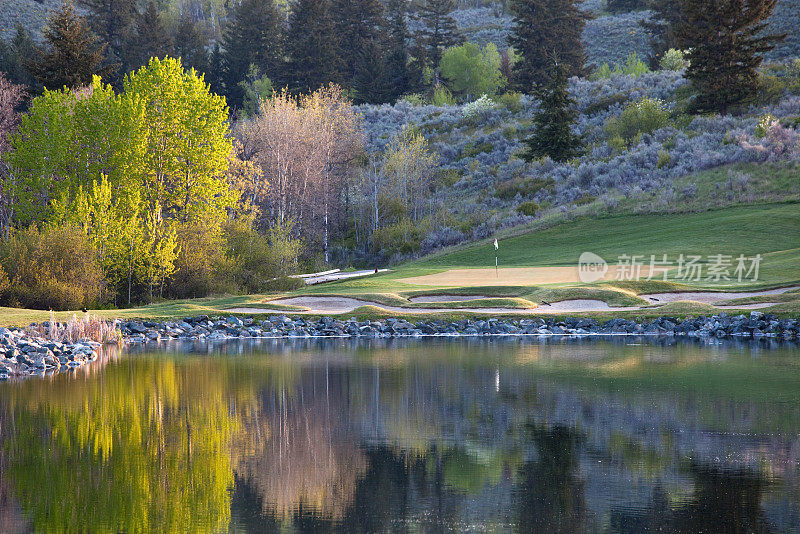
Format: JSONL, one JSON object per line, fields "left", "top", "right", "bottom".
{"left": 1, "top": 337, "right": 800, "bottom": 533}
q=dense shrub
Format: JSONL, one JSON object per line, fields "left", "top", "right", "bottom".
{"left": 495, "top": 176, "right": 555, "bottom": 199}
{"left": 0, "top": 225, "right": 104, "bottom": 310}
{"left": 582, "top": 92, "right": 629, "bottom": 116}
{"left": 605, "top": 97, "right": 670, "bottom": 145}
{"left": 516, "top": 201, "right": 539, "bottom": 216}
{"left": 757, "top": 74, "right": 788, "bottom": 106}
{"left": 432, "top": 85, "right": 456, "bottom": 106}
{"left": 167, "top": 222, "right": 233, "bottom": 299}
{"left": 224, "top": 219, "right": 304, "bottom": 293}
{"left": 463, "top": 95, "right": 496, "bottom": 120}
{"left": 440, "top": 42, "right": 504, "bottom": 99}
{"left": 659, "top": 49, "right": 688, "bottom": 71}
{"left": 592, "top": 52, "right": 651, "bottom": 80}
{"left": 371, "top": 219, "right": 426, "bottom": 256}
{"left": 496, "top": 91, "right": 524, "bottom": 112}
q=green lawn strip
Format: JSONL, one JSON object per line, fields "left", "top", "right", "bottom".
{"left": 309, "top": 302, "right": 798, "bottom": 323}
{"left": 521, "top": 286, "right": 647, "bottom": 307}
{"left": 401, "top": 286, "right": 529, "bottom": 298}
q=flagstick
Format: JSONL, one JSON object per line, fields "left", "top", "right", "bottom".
{"left": 495, "top": 255, "right": 498, "bottom": 277}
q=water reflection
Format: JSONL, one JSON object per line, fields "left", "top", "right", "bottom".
{"left": 0, "top": 337, "right": 799, "bottom": 532}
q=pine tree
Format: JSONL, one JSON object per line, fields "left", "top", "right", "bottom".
{"left": 28, "top": 1, "right": 115, "bottom": 90}
{"left": 173, "top": 16, "right": 210, "bottom": 76}
{"left": 222, "top": 0, "right": 283, "bottom": 108}
{"left": 382, "top": 0, "right": 411, "bottom": 100}
{"left": 206, "top": 44, "right": 225, "bottom": 97}
{"left": 353, "top": 39, "right": 392, "bottom": 104}
{"left": 79, "top": 0, "right": 137, "bottom": 76}
{"left": 675, "top": 0, "right": 785, "bottom": 113}
{"left": 332, "top": 0, "right": 384, "bottom": 86}
{"left": 286, "top": 0, "right": 340, "bottom": 92}
{"left": 0, "top": 25, "right": 39, "bottom": 89}
{"left": 128, "top": 2, "right": 173, "bottom": 70}
{"left": 522, "top": 60, "right": 582, "bottom": 162}
{"left": 411, "top": 0, "right": 461, "bottom": 83}
{"left": 509, "top": 0, "right": 589, "bottom": 92}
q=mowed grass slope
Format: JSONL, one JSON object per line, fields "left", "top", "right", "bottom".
{"left": 419, "top": 203, "right": 800, "bottom": 274}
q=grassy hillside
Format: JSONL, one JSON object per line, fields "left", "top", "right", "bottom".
{"left": 422, "top": 203, "right": 800, "bottom": 275}
{"left": 298, "top": 202, "right": 800, "bottom": 299}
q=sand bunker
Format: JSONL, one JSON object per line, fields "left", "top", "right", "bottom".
{"left": 227, "top": 286, "right": 797, "bottom": 316}
{"left": 640, "top": 286, "right": 797, "bottom": 304}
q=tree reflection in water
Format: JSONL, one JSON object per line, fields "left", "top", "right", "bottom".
{"left": 515, "top": 424, "right": 587, "bottom": 533}
{"left": 0, "top": 338, "right": 797, "bottom": 533}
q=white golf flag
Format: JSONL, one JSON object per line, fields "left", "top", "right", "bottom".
{"left": 494, "top": 239, "right": 499, "bottom": 250}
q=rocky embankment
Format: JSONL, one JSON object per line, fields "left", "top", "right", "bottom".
{"left": 1, "top": 311, "right": 797, "bottom": 380}
{"left": 0, "top": 326, "right": 103, "bottom": 379}
{"left": 121, "top": 311, "right": 798, "bottom": 343}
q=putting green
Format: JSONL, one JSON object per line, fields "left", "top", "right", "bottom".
{"left": 397, "top": 266, "right": 669, "bottom": 286}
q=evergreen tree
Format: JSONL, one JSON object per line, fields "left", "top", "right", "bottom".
{"left": 641, "top": 0, "right": 684, "bottom": 67}
{"left": 222, "top": 0, "right": 283, "bottom": 108}
{"left": 521, "top": 60, "right": 582, "bottom": 162}
{"left": 411, "top": 0, "right": 461, "bottom": 83}
{"left": 332, "top": 0, "right": 384, "bottom": 86}
{"left": 173, "top": 16, "right": 210, "bottom": 76}
{"left": 0, "top": 25, "right": 39, "bottom": 89}
{"left": 206, "top": 44, "right": 225, "bottom": 97}
{"left": 353, "top": 39, "right": 392, "bottom": 104}
{"left": 286, "top": 0, "right": 340, "bottom": 92}
{"left": 675, "top": 0, "right": 785, "bottom": 113}
{"left": 382, "top": 0, "right": 411, "bottom": 100}
{"left": 28, "top": 1, "right": 115, "bottom": 90}
{"left": 79, "top": 0, "right": 137, "bottom": 76}
{"left": 509, "top": 0, "right": 589, "bottom": 92}
{"left": 128, "top": 1, "right": 173, "bottom": 70}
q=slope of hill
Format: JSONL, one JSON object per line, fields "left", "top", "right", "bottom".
{"left": 5, "top": 0, "right": 798, "bottom": 64}
{"left": 357, "top": 66, "right": 800, "bottom": 258}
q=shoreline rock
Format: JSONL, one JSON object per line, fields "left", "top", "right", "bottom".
{"left": 0, "top": 326, "right": 104, "bottom": 380}
{"left": 1, "top": 311, "right": 797, "bottom": 380}
{"left": 120, "top": 311, "right": 798, "bottom": 344}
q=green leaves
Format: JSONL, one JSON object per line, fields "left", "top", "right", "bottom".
{"left": 7, "top": 57, "right": 234, "bottom": 303}
{"left": 440, "top": 42, "right": 505, "bottom": 100}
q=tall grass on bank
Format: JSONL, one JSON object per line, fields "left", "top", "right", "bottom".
{"left": 27, "top": 312, "right": 122, "bottom": 344}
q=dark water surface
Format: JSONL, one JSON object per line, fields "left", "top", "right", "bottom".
{"left": 1, "top": 337, "right": 800, "bottom": 533}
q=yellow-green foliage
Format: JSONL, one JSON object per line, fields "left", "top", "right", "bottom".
{"left": 592, "top": 52, "right": 651, "bottom": 80}
{"left": 7, "top": 58, "right": 235, "bottom": 304}
{"left": 432, "top": 84, "right": 456, "bottom": 106}
{"left": 659, "top": 49, "right": 688, "bottom": 71}
{"left": 223, "top": 217, "right": 304, "bottom": 293}
{"left": 605, "top": 97, "right": 670, "bottom": 146}
{"left": 371, "top": 218, "right": 427, "bottom": 255}
{"left": 0, "top": 224, "right": 105, "bottom": 310}
{"left": 440, "top": 42, "right": 505, "bottom": 98}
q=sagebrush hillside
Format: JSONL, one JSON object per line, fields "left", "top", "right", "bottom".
{"left": 355, "top": 64, "right": 800, "bottom": 260}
